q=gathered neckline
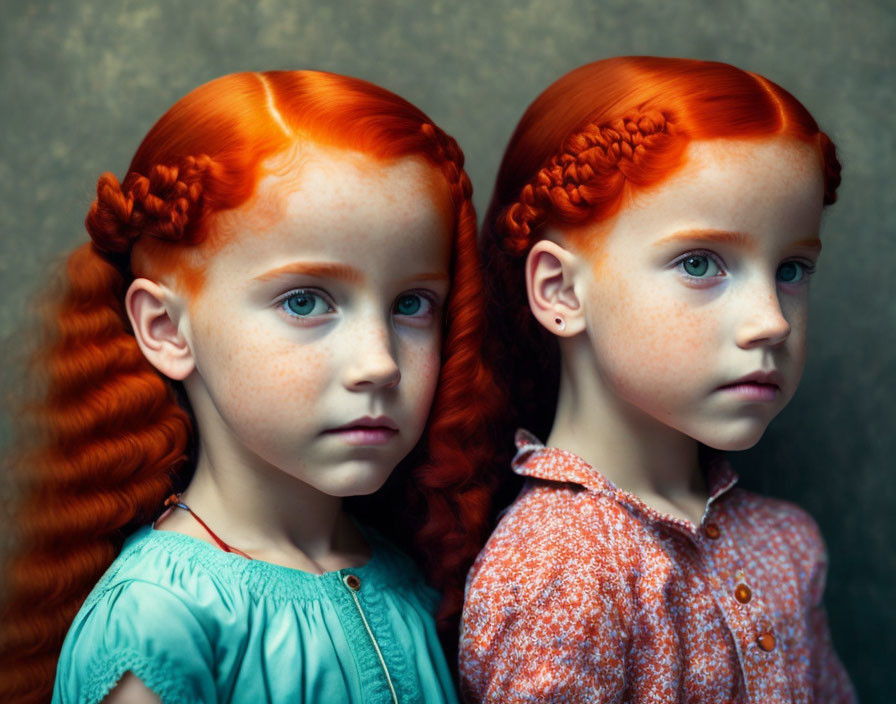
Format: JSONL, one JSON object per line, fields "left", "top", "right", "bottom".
{"left": 108, "top": 524, "right": 420, "bottom": 602}
{"left": 149, "top": 522, "right": 375, "bottom": 577}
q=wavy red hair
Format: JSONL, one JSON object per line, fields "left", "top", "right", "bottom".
{"left": 480, "top": 56, "right": 842, "bottom": 476}
{"left": 0, "top": 71, "right": 499, "bottom": 702}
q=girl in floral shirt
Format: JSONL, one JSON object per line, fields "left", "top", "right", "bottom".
{"left": 461, "top": 56, "right": 855, "bottom": 703}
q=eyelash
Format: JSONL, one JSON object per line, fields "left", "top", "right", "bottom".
{"left": 273, "top": 288, "right": 441, "bottom": 322}
{"left": 785, "top": 260, "right": 817, "bottom": 280}
{"left": 275, "top": 288, "right": 336, "bottom": 319}
{"left": 671, "top": 249, "right": 726, "bottom": 283}
{"left": 393, "top": 290, "right": 439, "bottom": 319}
{"left": 670, "top": 250, "right": 818, "bottom": 286}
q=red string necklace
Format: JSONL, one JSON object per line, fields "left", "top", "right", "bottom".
{"left": 162, "top": 494, "right": 253, "bottom": 560}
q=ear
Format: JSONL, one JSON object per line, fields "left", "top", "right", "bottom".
{"left": 525, "top": 239, "right": 586, "bottom": 337}
{"left": 125, "top": 278, "right": 195, "bottom": 381}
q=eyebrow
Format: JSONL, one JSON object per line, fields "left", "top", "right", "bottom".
{"left": 253, "top": 263, "right": 450, "bottom": 286}
{"left": 791, "top": 238, "right": 823, "bottom": 252}
{"left": 652, "top": 229, "right": 755, "bottom": 251}
{"left": 652, "top": 229, "right": 823, "bottom": 254}
{"left": 253, "top": 262, "right": 364, "bottom": 283}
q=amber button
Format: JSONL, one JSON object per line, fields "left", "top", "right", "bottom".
{"left": 734, "top": 584, "right": 752, "bottom": 604}
{"left": 344, "top": 574, "right": 361, "bottom": 591}
{"left": 757, "top": 632, "right": 776, "bottom": 652}
{"left": 704, "top": 523, "right": 720, "bottom": 539}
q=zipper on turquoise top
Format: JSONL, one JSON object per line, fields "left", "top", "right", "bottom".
{"left": 342, "top": 572, "right": 399, "bottom": 704}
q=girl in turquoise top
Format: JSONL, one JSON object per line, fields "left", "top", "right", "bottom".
{"left": 0, "top": 71, "right": 497, "bottom": 703}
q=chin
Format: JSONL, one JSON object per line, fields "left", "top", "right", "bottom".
{"left": 698, "top": 427, "right": 769, "bottom": 452}
{"left": 316, "top": 461, "right": 396, "bottom": 498}
{"left": 691, "top": 415, "right": 774, "bottom": 452}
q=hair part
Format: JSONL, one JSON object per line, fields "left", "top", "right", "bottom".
{"left": 488, "top": 57, "right": 840, "bottom": 258}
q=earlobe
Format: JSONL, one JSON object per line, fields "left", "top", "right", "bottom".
{"left": 525, "top": 239, "right": 586, "bottom": 337}
{"left": 125, "top": 278, "right": 195, "bottom": 381}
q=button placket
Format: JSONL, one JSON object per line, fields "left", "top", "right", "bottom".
{"left": 757, "top": 631, "right": 777, "bottom": 652}
{"left": 731, "top": 569, "right": 752, "bottom": 605}
{"left": 753, "top": 612, "right": 777, "bottom": 653}
{"left": 699, "top": 525, "right": 769, "bottom": 674}
{"left": 340, "top": 571, "right": 399, "bottom": 703}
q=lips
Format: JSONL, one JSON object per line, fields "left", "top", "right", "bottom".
{"left": 326, "top": 416, "right": 399, "bottom": 432}
{"left": 717, "top": 370, "right": 782, "bottom": 402}
{"left": 322, "top": 416, "right": 399, "bottom": 446}
{"left": 719, "top": 370, "right": 783, "bottom": 389}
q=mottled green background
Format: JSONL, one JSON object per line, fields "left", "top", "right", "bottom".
{"left": 1, "top": 0, "right": 893, "bottom": 700}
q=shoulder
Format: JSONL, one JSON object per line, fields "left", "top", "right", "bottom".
{"left": 724, "top": 489, "right": 829, "bottom": 593}
{"left": 53, "top": 527, "right": 237, "bottom": 704}
{"left": 727, "top": 489, "right": 827, "bottom": 555}
{"left": 460, "top": 482, "right": 632, "bottom": 701}
{"left": 464, "top": 479, "right": 635, "bottom": 631}
{"left": 471, "top": 480, "right": 633, "bottom": 586}
{"left": 91, "top": 525, "right": 252, "bottom": 618}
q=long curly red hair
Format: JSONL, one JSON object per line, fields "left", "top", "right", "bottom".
{"left": 0, "top": 71, "right": 500, "bottom": 702}
{"left": 480, "top": 56, "right": 842, "bottom": 487}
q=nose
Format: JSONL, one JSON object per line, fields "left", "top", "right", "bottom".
{"left": 734, "top": 282, "right": 791, "bottom": 349}
{"left": 343, "top": 322, "right": 401, "bottom": 391}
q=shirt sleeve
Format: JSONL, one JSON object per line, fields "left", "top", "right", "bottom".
{"left": 805, "top": 537, "right": 858, "bottom": 704}
{"left": 459, "top": 503, "right": 629, "bottom": 703}
{"left": 53, "top": 579, "right": 218, "bottom": 704}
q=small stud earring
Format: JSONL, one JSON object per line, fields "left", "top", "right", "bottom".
{"left": 554, "top": 316, "right": 566, "bottom": 331}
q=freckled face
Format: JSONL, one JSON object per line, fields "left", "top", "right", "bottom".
{"left": 575, "top": 138, "right": 825, "bottom": 450}
{"left": 180, "top": 145, "right": 452, "bottom": 496}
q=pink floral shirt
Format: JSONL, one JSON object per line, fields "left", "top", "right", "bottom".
{"left": 460, "top": 431, "right": 855, "bottom": 703}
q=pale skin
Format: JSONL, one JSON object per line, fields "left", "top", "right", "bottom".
{"left": 100, "top": 144, "right": 452, "bottom": 702}
{"left": 526, "top": 137, "right": 825, "bottom": 526}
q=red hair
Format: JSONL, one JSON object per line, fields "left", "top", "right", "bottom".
{"left": 480, "top": 56, "right": 842, "bottom": 471}
{"left": 0, "top": 71, "right": 499, "bottom": 702}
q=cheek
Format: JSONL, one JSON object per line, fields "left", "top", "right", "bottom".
{"left": 398, "top": 336, "right": 443, "bottom": 418}
{"left": 198, "top": 320, "right": 330, "bottom": 426}
{"left": 416, "top": 348, "right": 440, "bottom": 380}
{"left": 783, "top": 297, "right": 810, "bottom": 366}
{"left": 593, "top": 275, "right": 721, "bottom": 397}
{"left": 426, "top": 350, "right": 444, "bottom": 397}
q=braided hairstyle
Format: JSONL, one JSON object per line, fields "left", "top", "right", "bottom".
{"left": 480, "top": 56, "right": 842, "bottom": 470}
{"left": 0, "top": 71, "right": 499, "bottom": 702}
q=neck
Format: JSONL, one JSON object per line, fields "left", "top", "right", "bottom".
{"left": 546, "top": 337, "right": 705, "bottom": 501}
{"left": 181, "top": 447, "right": 347, "bottom": 560}
{"left": 158, "top": 379, "right": 372, "bottom": 573}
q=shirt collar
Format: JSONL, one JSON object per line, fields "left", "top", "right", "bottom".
{"left": 512, "top": 429, "right": 739, "bottom": 528}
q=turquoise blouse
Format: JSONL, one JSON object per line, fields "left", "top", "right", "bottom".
{"left": 52, "top": 524, "right": 459, "bottom": 704}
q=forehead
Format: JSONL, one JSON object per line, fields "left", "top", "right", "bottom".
{"left": 188, "top": 143, "right": 453, "bottom": 288}
{"left": 211, "top": 143, "right": 451, "bottom": 244}
{"left": 615, "top": 137, "right": 825, "bottom": 245}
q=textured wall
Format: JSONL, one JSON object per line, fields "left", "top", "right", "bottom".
{"left": 1, "top": 0, "right": 893, "bottom": 699}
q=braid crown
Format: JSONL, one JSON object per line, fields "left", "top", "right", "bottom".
{"left": 85, "top": 155, "right": 216, "bottom": 257}
{"left": 501, "top": 111, "right": 676, "bottom": 255}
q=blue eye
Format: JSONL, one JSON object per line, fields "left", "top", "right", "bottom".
{"left": 394, "top": 294, "right": 422, "bottom": 315}
{"left": 281, "top": 290, "right": 333, "bottom": 317}
{"left": 678, "top": 253, "right": 723, "bottom": 279}
{"left": 777, "top": 261, "right": 811, "bottom": 284}
{"left": 393, "top": 293, "right": 433, "bottom": 317}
